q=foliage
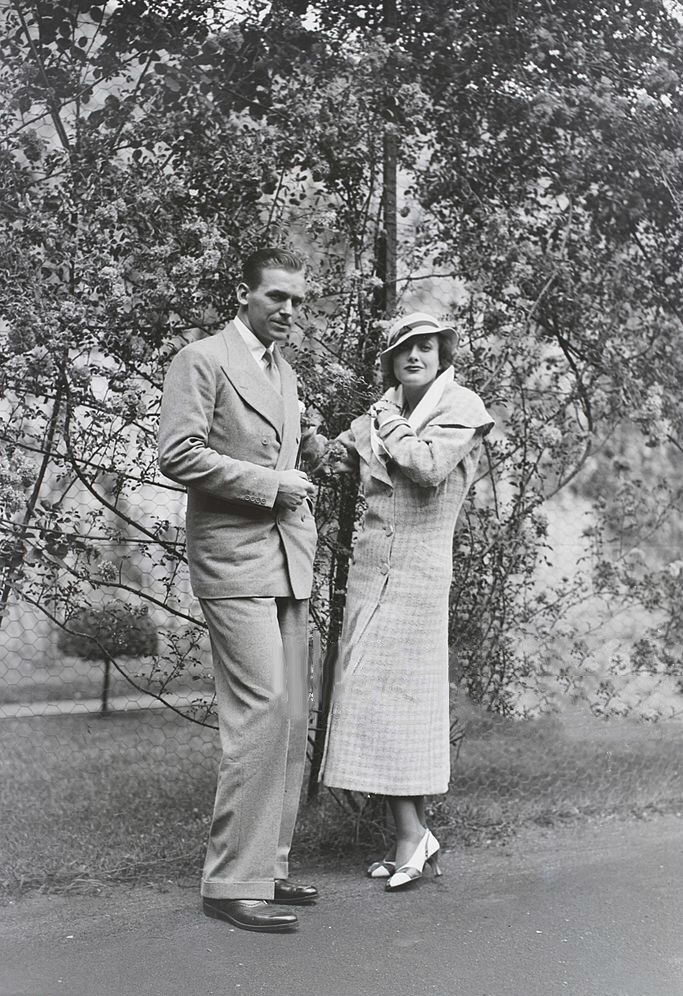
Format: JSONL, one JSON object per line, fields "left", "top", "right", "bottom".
{"left": 0, "top": 0, "right": 290, "bottom": 655}
{"left": 413, "top": 0, "right": 683, "bottom": 712}
{"left": 1, "top": 0, "right": 682, "bottom": 726}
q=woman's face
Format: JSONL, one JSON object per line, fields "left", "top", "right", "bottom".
{"left": 392, "top": 333, "right": 441, "bottom": 389}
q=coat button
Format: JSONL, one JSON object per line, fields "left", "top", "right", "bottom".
{"left": 379, "top": 563, "right": 390, "bottom": 575}
{"left": 384, "top": 524, "right": 394, "bottom": 535}
{"left": 261, "top": 438, "right": 269, "bottom": 446}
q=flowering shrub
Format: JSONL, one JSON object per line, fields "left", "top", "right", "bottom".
{"left": 1, "top": 0, "right": 682, "bottom": 728}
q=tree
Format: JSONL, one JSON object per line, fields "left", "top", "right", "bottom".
{"left": 0, "top": 1, "right": 283, "bottom": 723}
{"left": 407, "top": 0, "right": 683, "bottom": 711}
{"left": 2, "top": 0, "right": 682, "bottom": 734}
{"left": 56, "top": 600, "right": 158, "bottom": 714}
{"left": 0, "top": 0, "right": 398, "bottom": 727}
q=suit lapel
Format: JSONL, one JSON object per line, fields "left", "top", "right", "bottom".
{"left": 219, "top": 323, "right": 285, "bottom": 437}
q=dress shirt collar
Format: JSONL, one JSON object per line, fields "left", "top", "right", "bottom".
{"left": 233, "top": 314, "right": 274, "bottom": 368}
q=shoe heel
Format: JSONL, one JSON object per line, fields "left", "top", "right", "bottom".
{"left": 427, "top": 852, "right": 443, "bottom": 877}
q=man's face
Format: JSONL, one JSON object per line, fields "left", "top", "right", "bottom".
{"left": 237, "top": 266, "right": 307, "bottom": 347}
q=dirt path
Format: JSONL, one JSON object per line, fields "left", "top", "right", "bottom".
{"left": 1, "top": 813, "right": 681, "bottom": 996}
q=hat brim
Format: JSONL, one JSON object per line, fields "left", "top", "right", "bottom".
{"left": 379, "top": 325, "right": 459, "bottom": 375}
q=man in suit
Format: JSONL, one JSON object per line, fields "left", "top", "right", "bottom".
{"left": 158, "top": 248, "right": 319, "bottom": 933}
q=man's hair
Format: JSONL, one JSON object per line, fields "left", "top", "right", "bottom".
{"left": 241, "top": 247, "right": 306, "bottom": 289}
{"left": 384, "top": 332, "right": 455, "bottom": 388}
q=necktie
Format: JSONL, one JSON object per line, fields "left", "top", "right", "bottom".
{"left": 263, "top": 349, "right": 281, "bottom": 393}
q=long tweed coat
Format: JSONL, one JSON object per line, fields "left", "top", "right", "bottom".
{"left": 320, "top": 379, "right": 493, "bottom": 795}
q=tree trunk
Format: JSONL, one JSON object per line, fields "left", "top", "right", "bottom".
{"left": 307, "top": 476, "right": 359, "bottom": 797}
{"left": 100, "top": 659, "right": 112, "bottom": 716}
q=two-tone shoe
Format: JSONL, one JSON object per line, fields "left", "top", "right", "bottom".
{"left": 366, "top": 858, "right": 396, "bottom": 878}
{"left": 385, "top": 829, "right": 442, "bottom": 891}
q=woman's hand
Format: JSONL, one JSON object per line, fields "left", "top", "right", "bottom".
{"left": 370, "top": 398, "right": 403, "bottom": 428}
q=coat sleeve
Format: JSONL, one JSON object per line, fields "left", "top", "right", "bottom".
{"left": 157, "top": 344, "right": 280, "bottom": 508}
{"left": 375, "top": 418, "right": 484, "bottom": 488}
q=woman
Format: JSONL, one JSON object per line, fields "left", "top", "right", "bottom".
{"left": 320, "top": 311, "right": 493, "bottom": 890}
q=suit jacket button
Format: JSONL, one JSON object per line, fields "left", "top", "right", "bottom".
{"left": 379, "top": 563, "right": 389, "bottom": 575}
{"left": 261, "top": 438, "right": 269, "bottom": 446}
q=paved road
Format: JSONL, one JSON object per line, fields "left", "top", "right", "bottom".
{"left": 1, "top": 815, "right": 681, "bottom": 996}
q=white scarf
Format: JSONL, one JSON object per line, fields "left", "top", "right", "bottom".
{"left": 370, "top": 366, "right": 455, "bottom": 463}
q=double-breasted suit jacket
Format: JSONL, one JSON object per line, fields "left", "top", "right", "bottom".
{"left": 158, "top": 322, "right": 317, "bottom": 599}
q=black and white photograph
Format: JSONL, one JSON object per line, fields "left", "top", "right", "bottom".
{"left": 1, "top": 2, "right": 681, "bottom": 994}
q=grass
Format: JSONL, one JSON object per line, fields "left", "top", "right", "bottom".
{"left": 0, "top": 712, "right": 216, "bottom": 894}
{"left": 444, "top": 702, "right": 683, "bottom": 842}
{"left": 1, "top": 698, "right": 681, "bottom": 899}
{"left": 297, "top": 699, "right": 683, "bottom": 858}
{"left": 0, "top": 711, "right": 218, "bottom": 897}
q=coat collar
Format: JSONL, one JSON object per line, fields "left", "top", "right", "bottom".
{"left": 350, "top": 379, "right": 493, "bottom": 489}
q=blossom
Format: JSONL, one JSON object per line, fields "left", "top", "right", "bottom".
{"left": 540, "top": 425, "right": 562, "bottom": 449}
{"left": 99, "top": 561, "right": 119, "bottom": 582}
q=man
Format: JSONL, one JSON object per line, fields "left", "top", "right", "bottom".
{"left": 158, "top": 248, "right": 319, "bottom": 933}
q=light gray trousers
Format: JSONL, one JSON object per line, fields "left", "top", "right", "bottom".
{"left": 198, "top": 596, "right": 309, "bottom": 900}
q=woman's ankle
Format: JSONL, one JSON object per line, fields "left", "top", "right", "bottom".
{"left": 394, "top": 828, "right": 427, "bottom": 865}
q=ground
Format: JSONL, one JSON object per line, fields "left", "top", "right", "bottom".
{"left": 2, "top": 812, "right": 681, "bottom": 996}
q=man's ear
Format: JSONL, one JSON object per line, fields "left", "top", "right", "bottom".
{"left": 236, "top": 281, "right": 250, "bottom": 307}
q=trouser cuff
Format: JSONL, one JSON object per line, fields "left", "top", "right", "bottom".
{"left": 201, "top": 879, "right": 274, "bottom": 900}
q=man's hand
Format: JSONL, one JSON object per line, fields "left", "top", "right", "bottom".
{"left": 274, "top": 469, "right": 317, "bottom": 511}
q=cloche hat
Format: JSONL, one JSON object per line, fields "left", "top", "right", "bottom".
{"left": 379, "top": 312, "right": 459, "bottom": 375}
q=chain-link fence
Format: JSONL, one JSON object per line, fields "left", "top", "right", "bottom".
{"left": 2, "top": 475, "right": 682, "bottom": 897}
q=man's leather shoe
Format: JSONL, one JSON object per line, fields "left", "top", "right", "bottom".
{"left": 202, "top": 898, "right": 297, "bottom": 932}
{"left": 273, "top": 879, "right": 319, "bottom": 905}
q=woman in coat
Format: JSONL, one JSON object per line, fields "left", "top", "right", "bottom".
{"left": 320, "top": 312, "right": 493, "bottom": 890}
